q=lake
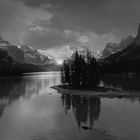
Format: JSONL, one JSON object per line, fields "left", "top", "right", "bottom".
{"left": 0, "top": 72, "right": 140, "bottom": 140}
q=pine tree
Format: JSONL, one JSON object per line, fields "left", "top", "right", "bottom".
{"left": 63, "top": 61, "right": 71, "bottom": 86}
{"left": 61, "top": 66, "right": 64, "bottom": 85}
{"left": 61, "top": 49, "right": 100, "bottom": 89}
{"left": 72, "top": 50, "right": 80, "bottom": 87}
{"left": 80, "top": 55, "right": 87, "bottom": 87}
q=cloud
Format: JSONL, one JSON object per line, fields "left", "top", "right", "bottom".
{"left": 0, "top": 0, "right": 139, "bottom": 60}
{"left": 14, "top": 0, "right": 111, "bottom": 8}
{"left": 26, "top": 27, "right": 119, "bottom": 59}
{"left": 42, "top": 30, "right": 119, "bottom": 60}
{"left": 16, "top": 0, "right": 140, "bottom": 33}
{"left": 29, "top": 26, "right": 43, "bottom": 31}
{"left": 22, "top": 27, "right": 79, "bottom": 49}
{"left": 78, "top": 36, "right": 89, "bottom": 44}
{"left": 0, "top": 0, "right": 53, "bottom": 44}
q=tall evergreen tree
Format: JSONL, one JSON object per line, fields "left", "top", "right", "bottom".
{"left": 63, "top": 61, "right": 71, "bottom": 85}
{"left": 80, "top": 55, "right": 87, "bottom": 87}
{"left": 61, "top": 66, "right": 64, "bottom": 85}
{"left": 61, "top": 50, "right": 100, "bottom": 89}
{"left": 72, "top": 50, "right": 80, "bottom": 87}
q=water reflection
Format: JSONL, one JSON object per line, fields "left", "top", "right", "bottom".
{"left": 61, "top": 94, "right": 101, "bottom": 130}
{"left": 0, "top": 73, "right": 140, "bottom": 140}
{"left": 101, "top": 75, "right": 140, "bottom": 92}
{"left": 0, "top": 73, "right": 60, "bottom": 118}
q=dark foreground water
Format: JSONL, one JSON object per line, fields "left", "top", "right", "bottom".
{"left": 0, "top": 72, "right": 140, "bottom": 140}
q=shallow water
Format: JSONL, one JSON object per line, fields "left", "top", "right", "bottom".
{"left": 0, "top": 72, "right": 140, "bottom": 140}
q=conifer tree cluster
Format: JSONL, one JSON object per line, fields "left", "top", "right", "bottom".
{"left": 61, "top": 50, "right": 100, "bottom": 88}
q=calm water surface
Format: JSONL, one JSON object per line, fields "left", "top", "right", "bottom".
{"left": 0, "top": 72, "right": 140, "bottom": 140}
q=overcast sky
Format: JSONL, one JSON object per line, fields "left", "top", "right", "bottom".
{"left": 0, "top": 0, "right": 140, "bottom": 54}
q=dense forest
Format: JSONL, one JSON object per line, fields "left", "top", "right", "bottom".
{"left": 61, "top": 50, "right": 100, "bottom": 89}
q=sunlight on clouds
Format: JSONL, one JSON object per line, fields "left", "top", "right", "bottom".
{"left": 30, "top": 25, "right": 43, "bottom": 31}
{"left": 56, "top": 59, "right": 63, "bottom": 65}
{"left": 0, "top": 0, "right": 138, "bottom": 52}
{"left": 78, "top": 36, "right": 89, "bottom": 44}
{"left": 40, "top": 30, "right": 119, "bottom": 60}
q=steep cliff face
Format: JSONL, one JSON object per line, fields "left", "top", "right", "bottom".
{"left": 135, "top": 24, "right": 140, "bottom": 45}
{"left": 0, "top": 36, "right": 49, "bottom": 75}
{"left": 101, "top": 43, "right": 118, "bottom": 58}
{"left": 20, "top": 45, "right": 42, "bottom": 65}
{"left": 0, "top": 35, "right": 53, "bottom": 66}
{"left": 0, "top": 35, "right": 25, "bottom": 64}
{"left": 118, "top": 35, "right": 134, "bottom": 50}
{"left": 1, "top": 45, "right": 25, "bottom": 64}
{"left": 101, "top": 35, "right": 135, "bottom": 58}
{"left": 20, "top": 45, "right": 52, "bottom": 65}
{"left": 0, "top": 35, "right": 10, "bottom": 45}
{"left": 100, "top": 24, "right": 140, "bottom": 74}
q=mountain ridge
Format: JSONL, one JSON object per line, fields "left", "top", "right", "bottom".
{"left": 0, "top": 36, "right": 60, "bottom": 75}
{"left": 99, "top": 25, "right": 140, "bottom": 74}
{"left": 101, "top": 35, "right": 135, "bottom": 58}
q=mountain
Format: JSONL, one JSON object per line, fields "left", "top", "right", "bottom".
{"left": 37, "top": 50, "right": 54, "bottom": 60}
{"left": 0, "top": 47, "right": 43, "bottom": 76}
{"left": 78, "top": 49, "right": 101, "bottom": 59}
{"left": 100, "top": 24, "right": 140, "bottom": 74}
{"left": 118, "top": 35, "right": 134, "bottom": 50}
{"left": 101, "top": 43, "right": 118, "bottom": 58}
{"left": 65, "top": 45, "right": 101, "bottom": 62}
{"left": 0, "top": 36, "right": 59, "bottom": 76}
{"left": 135, "top": 24, "right": 140, "bottom": 45}
{"left": 105, "top": 30, "right": 139, "bottom": 63}
{"left": 0, "top": 45, "right": 25, "bottom": 64}
{"left": 70, "top": 50, "right": 99, "bottom": 60}
{"left": 37, "top": 49, "right": 55, "bottom": 64}
{"left": 20, "top": 45, "right": 53, "bottom": 65}
{"left": 0, "top": 35, "right": 56, "bottom": 66}
{"left": 101, "top": 35, "right": 135, "bottom": 58}
{"left": 0, "top": 35, "right": 10, "bottom": 45}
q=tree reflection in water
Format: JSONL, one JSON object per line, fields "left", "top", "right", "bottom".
{"left": 61, "top": 94, "right": 101, "bottom": 130}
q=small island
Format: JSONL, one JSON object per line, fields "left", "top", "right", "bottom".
{"left": 52, "top": 50, "right": 140, "bottom": 97}
{"left": 61, "top": 50, "right": 100, "bottom": 89}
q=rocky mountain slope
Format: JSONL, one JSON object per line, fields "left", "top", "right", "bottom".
{"left": 100, "top": 24, "right": 140, "bottom": 74}
{"left": 101, "top": 35, "right": 134, "bottom": 58}
{"left": 0, "top": 36, "right": 58, "bottom": 76}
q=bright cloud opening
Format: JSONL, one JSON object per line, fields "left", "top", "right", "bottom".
{"left": 56, "top": 59, "right": 63, "bottom": 65}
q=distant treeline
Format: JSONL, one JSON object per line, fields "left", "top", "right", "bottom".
{"left": 61, "top": 50, "right": 100, "bottom": 88}
{"left": 99, "top": 59, "right": 140, "bottom": 74}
